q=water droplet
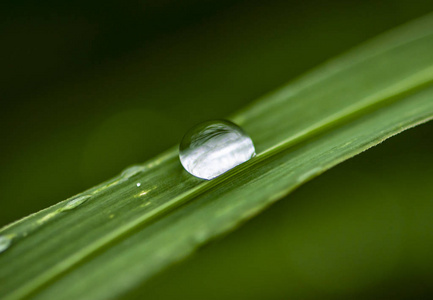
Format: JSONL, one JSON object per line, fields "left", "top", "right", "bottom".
{"left": 37, "top": 212, "right": 57, "bottom": 224}
{"left": 297, "top": 167, "right": 324, "bottom": 183}
{"left": 61, "top": 195, "right": 91, "bottom": 211}
{"left": 120, "top": 165, "right": 144, "bottom": 179}
{"left": 0, "top": 235, "right": 12, "bottom": 253}
{"left": 179, "top": 120, "right": 255, "bottom": 180}
{"left": 136, "top": 183, "right": 141, "bottom": 187}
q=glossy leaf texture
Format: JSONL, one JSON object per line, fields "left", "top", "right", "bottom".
{"left": 1, "top": 12, "right": 433, "bottom": 300}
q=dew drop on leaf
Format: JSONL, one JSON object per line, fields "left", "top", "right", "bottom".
{"left": 0, "top": 235, "right": 12, "bottom": 253}
{"left": 61, "top": 195, "right": 92, "bottom": 211}
{"left": 179, "top": 120, "right": 255, "bottom": 180}
{"left": 120, "top": 165, "right": 144, "bottom": 179}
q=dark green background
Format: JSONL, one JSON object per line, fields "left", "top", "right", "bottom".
{"left": 1, "top": 0, "right": 432, "bottom": 299}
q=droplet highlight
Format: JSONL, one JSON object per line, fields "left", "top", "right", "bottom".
{"left": 179, "top": 120, "right": 255, "bottom": 180}
{"left": 0, "top": 235, "right": 12, "bottom": 253}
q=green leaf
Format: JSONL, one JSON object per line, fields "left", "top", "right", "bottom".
{"left": 1, "top": 13, "right": 433, "bottom": 300}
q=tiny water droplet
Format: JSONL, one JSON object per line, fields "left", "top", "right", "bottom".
{"left": 120, "top": 165, "right": 144, "bottom": 179}
{"left": 297, "top": 167, "right": 324, "bottom": 183}
{"left": 136, "top": 183, "right": 141, "bottom": 187}
{"left": 179, "top": 120, "right": 255, "bottom": 180}
{"left": 62, "top": 195, "right": 91, "bottom": 211}
{"left": 37, "top": 212, "right": 57, "bottom": 224}
{"left": 0, "top": 235, "right": 12, "bottom": 253}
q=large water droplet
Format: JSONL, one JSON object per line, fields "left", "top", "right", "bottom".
{"left": 0, "top": 235, "right": 12, "bottom": 253}
{"left": 179, "top": 120, "right": 255, "bottom": 180}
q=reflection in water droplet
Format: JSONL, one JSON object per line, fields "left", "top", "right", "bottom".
{"left": 61, "top": 195, "right": 92, "bottom": 211}
{"left": 0, "top": 235, "right": 12, "bottom": 253}
{"left": 179, "top": 120, "right": 255, "bottom": 180}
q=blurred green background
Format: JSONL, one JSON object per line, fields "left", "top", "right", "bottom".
{"left": 1, "top": 0, "right": 433, "bottom": 298}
